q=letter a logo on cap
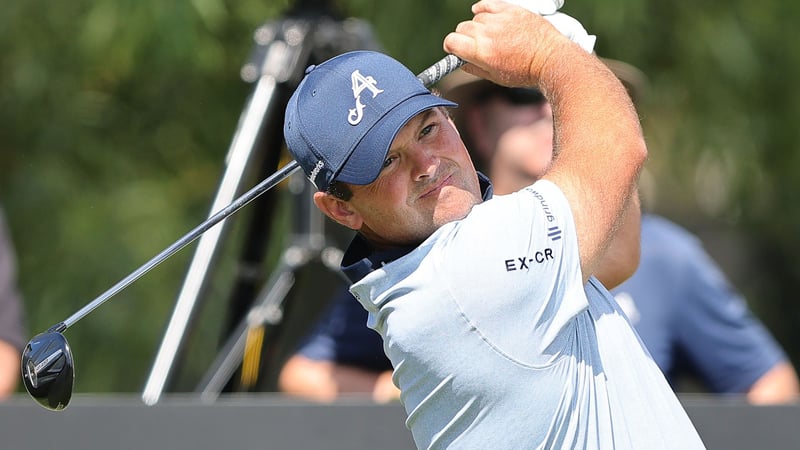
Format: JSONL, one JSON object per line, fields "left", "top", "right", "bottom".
{"left": 348, "top": 70, "right": 384, "bottom": 125}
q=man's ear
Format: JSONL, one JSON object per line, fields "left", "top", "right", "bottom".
{"left": 313, "top": 191, "right": 363, "bottom": 231}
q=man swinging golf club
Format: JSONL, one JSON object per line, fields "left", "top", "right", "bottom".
{"left": 282, "top": 0, "right": 705, "bottom": 448}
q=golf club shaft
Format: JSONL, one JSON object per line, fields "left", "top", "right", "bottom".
{"left": 54, "top": 53, "right": 465, "bottom": 331}
{"left": 60, "top": 161, "right": 300, "bottom": 330}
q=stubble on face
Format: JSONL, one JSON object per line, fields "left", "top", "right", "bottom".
{"left": 348, "top": 108, "right": 482, "bottom": 248}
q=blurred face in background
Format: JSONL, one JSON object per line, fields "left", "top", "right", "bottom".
{"left": 464, "top": 86, "right": 554, "bottom": 195}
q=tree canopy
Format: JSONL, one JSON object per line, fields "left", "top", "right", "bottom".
{"left": 2, "top": 0, "right": 799, "bottom": 394}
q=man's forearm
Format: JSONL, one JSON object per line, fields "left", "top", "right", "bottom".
{"left": 747, "top": 361, "right": 800, "bottom": 405}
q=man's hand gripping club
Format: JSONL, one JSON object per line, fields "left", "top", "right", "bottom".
{"left": 443, "top": 0, "right": 594, "bottom": 89}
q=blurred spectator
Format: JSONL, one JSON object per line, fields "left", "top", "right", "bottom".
{"left": 611, "top": 214, "right": 800, "bottom": 404}
{"left": 277, "top": 59, "right": 799, "bottom": 405}
{"left": 278, "top": 285, "right": 397, "bottom": 402}
{"left": 0, "top": 206, "right": 26, "bottom": 399}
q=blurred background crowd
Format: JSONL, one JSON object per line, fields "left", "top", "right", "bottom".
{"left": 2, "top": 0, "right": 800, "bottom": 400}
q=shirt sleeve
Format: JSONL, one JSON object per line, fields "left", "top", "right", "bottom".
{"left": 675, "top": 239, "right": 787, "bottom": 393}
{"left": 436, "top": 180, "right": 588, "bottom": 363}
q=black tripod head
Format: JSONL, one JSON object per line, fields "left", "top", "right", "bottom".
{"left": 240, "top": 0, "right": 381, "bottom": 87}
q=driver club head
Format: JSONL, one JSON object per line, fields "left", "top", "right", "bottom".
{"left": 21, "top": 331, "right": 74, "bottom": 411}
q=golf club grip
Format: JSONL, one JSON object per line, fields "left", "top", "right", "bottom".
{"left": 417, "top": 54, "right": 465, "bottom": 87}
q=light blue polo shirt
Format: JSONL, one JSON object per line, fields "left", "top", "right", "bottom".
{"left": 348, "top": 180, "right": 705, "bottom": 449}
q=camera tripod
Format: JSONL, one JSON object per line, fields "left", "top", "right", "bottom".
{"left": 141, "top": 0, "right": 381, "bottom": 405}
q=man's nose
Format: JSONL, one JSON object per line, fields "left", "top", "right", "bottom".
{"left": 411, "top": 147, "right": 439, "bottom": 180}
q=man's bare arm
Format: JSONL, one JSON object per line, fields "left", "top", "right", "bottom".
{"left": 444, "top": 0, "right": 647, "bottom": 283}
{"left": 593, "top": 193, "right": 641, "bottom": 289}
{"left": 746, "top": 361, "right": 800, "bottom": 405}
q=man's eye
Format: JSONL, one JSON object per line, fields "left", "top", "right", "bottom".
{"left": 382, "top": 156, "right": 396, "bottom": 169}
{"left": 420, "top": 124, "right": 434, "bottom": 137}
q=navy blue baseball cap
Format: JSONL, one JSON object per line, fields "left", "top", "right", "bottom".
{"left": 284, "top": 51, "right": 456, "bottom": 191}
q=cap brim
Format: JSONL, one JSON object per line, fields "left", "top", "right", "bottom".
{"left": 335, "top": 93, "right": 456, "bottom": 186}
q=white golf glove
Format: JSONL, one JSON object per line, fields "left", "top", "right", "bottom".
{"left": 543, "top": 12, "right": 596, "bottom": 53}
{"left": 503, "top": 0, "right": 596, "bottom": 53}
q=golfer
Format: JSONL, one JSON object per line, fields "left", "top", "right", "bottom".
{"left": 283, "top": 1, "right": 705, "bottom": 448}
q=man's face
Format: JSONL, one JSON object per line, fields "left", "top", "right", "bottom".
{"left": 343, "top": 107, "right": 482, "bottom": 248}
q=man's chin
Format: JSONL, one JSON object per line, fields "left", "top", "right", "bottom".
{"left": 433, "top": 191, "right": 480, "bottom": 225}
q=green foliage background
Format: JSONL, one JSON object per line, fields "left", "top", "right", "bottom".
{"left": 2, "top": 0, "right": 799, "bottom": 394}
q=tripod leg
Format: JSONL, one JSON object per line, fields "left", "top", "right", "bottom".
{"left": 141, "top": 74, "right": 282, "bottom": 406}
{"left": 219, "top": 107, "right": 286, "bottom": 348}
{"left": 196, "top": 250, "right": 305, "bottom": 402}
{"left": 143, "top": 2, "right": 384, "bottom": 403}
